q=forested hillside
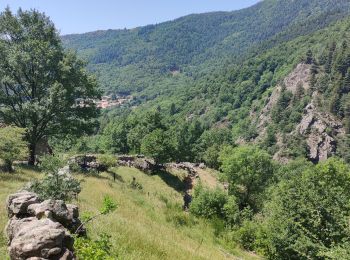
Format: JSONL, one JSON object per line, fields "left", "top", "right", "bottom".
{"left": 62, "top": 0, "right": 350, "bottom": 94}
{"left": 3, "top": 1, "right": 350, "bottom": 259}
{"left": 60, "top": 0, "right": 350, "bottom": 166}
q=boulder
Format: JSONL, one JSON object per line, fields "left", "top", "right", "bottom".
{"left": 7, "top": 191, "right": 41, "bottom": 217}
{"left": 6, "top": 217, "right": 37, "bottom": 242}
{"left": 28, "top": 200, "right": 71, "bottom": 226}
{"left": 5, "top": 191, "right": 84, "bottom": 259}
{"left": 8, "top": 218, "right": 74, "bottom": 260}
{"left": 27, "top": 200, "right": 85, "bottom": 235}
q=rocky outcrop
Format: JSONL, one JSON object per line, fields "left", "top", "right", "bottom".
{"left": 117, "top": 155, "right": 158, "bottom": 174}
{"left": 257, "top": 63, "right": 311, "bottom": 132}
{"left": 7, "top": 191, "right": 41, "bottom": 218}
{"left": 69, "top": 154, "right": 110, "bottom": 172}
{"left": 5, "top": 191, "right": 84, "bottom": 260}
{"left": 296, "top": 102, "right": 344, "bottom": 162}
{"left": 254, "top": 63, "right": 345, "bottom": 163}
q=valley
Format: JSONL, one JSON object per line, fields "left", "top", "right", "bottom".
{"left": 1, "top": 0, "right": 350, "bottom": 259}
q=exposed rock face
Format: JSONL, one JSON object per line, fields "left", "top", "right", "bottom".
{"left": 257, "top": 63, "right": 311, "bottom": 132}
{"left": 5, "top": 191, "right": 83, "bottom": 260}
{"left": 255, "top": 63, "right": 345, "bottom": 163}
{"left": 69, "top": 154, "right": 111, "bottom": 172}
{"left": 27, "top": 200, "right": 84, "bottom": 235}
{"left": 7, "top": 218, "right": 73, "bottom": 260}
{"left": 296, "top": 103, "right": 344, "bottom": 162}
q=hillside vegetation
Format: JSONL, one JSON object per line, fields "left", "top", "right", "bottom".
{"left": 2, "top": 1, "right": 350, "bottom": 259}
{"left": 0, "top": 166, "right": 258, "bottom": 260}
{"left": 62, "top": 0, "right": 350, "bottom": 94}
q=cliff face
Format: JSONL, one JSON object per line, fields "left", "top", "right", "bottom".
{"left": 255, "top": 63, "right": 345, "bottom": 163}
{"left": 296, "top": 102, "right": 345, "bottom": 162}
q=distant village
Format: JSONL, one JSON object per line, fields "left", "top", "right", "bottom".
{"left": 75, "top": 94, "right": 133, "bottom": 109}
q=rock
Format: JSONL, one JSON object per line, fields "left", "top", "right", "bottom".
{"left": 133, "top": 158, "right": 157, "bottom": 173}
{"left": 5, "top": 191, "right": 84, "bottom": 259}
{"left": 27, "top": 200, "right": 85, "bottom": 235}
{"left": 8, "top": 218, "right": 73, "bottom": 260}
{"left": 297, "top": 103, "right": 344, "bottom": 162}
{"left": 7, "top": 191, "right": 41, "bottom": 217}
{"left": 198, "top": 163, "right": 206, "bottom": 169}
{"left": 67, "top": 204, "right": 79, "bottom": 219}
{"left": 6, "top": 217, "right": 37, "bottom": 242}
{"left": 58, "top": 165, "right": 70, "bottom": 176}
{"left": 28, "top": 200, "right": 71, "bottom": 226}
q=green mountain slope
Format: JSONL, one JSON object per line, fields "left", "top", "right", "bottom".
{"left": 62, "top": 0, "right": 350, "bottom": 93}
{"left": 61, "top": 0, "right": 350, "bottom": 164}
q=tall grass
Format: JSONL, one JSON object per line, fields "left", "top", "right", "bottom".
{"left": 0, "top": 166, "right": 259, "bottom": 259}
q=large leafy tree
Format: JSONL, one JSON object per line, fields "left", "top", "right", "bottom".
{"left": 140, "top": 129, "right": 172, "bottom": 165}
{"left": 219, "top": 145, "right": 275, "bottom": 211}
{"left": 0, "top": 8, "right": 100, "bottom": 164}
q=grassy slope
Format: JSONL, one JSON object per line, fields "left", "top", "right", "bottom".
{"left": 0, "top": 166, "right": 259, "bottom": 259}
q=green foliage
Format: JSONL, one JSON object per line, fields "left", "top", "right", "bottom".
{"left": 196, "top": 128, "right": 232, "bottom": 168}
{"left": 219, "top": 145, "right": 275, "bottom": 211}
{"left": 259, "top": 158, "right": 350, "bottom": 259}
{"left": 0, "top": 8, "right": 100, "bottom": 164}
{"left": 140, "top": 129, "right": 172, "bottom": 164}
{"left": 101, "top": 121, "right": 128, "bottom": 154}
{"left": 62, "top": 0, "right": 350, "bottom": 95}
{"left": 29, "top": 155, "right": 81, "bottom": 201}
{"left": 97, "top": 154, "right": 116, "bottom": 170}
{"left": 100, "top": 195, "right": 118, "bottom": 215}
{"left": 0, "top": 126, "right": 27, "bottom": 172}
{"left": 129, "top": 177, "right": 143, "bottom": 190}
{"left": 190, "top": 184, "right": 239, "bottom": 225}
{"left": 74, "top": 233, "right": 114, "bottom": 260}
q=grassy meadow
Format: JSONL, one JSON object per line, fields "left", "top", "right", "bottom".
{"left": 0, "top": 166, "right": 259, "bottom": 259}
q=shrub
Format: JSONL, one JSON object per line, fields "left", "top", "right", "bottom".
{"left": 74, "top": 233, "right": 114, "bottom": 260}
{"left": 97, "top": 154, "right": 116, "bottom": 171}
{"left": 29, "top": 155, "right": 81, "bottom": 201}
{"left": 129, "top": 177, "right": 143, "bottom": 190}
{"left": 190, "top": 184, "right": 239, "bottom": 225}
{"left": 0, "top": 126, "right": 27, "bottom": 172}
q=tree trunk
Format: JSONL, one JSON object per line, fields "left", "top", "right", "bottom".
{"left": 28, "top": 143, "right": 36, "bottom": 166}
{"left": 4, "top": 160, "right": 13, "bottom": 173}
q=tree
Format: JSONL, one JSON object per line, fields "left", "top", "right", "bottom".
{"left": 309, "top": 63, "right": 318, "bottom": 91}
{"left": 219, "top": 145, "right": 275, "bottom": 211}
{"left": 102, "top": 121, "right": 128, "bottom": 154}
{"left": 305, "top": 49, "right": 313, "bottom": 64}
{"left": 0, "top": 8, "right": 100, "bottom": 165}
{"left": 140, "top": 129, "right": 172, "bottom": 165}
{"left": 262, "top": 158, "right": 350, "bottom": 259}
{"left": 325, "top": 42, "right": 336, "bottom": 74}
{"left": 0, "top": 126, "right": 27, "bottom": 172}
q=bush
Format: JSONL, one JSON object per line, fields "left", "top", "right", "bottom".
{"left": 75, "top": 233, "right": 114, "bottom": 260}
{"left": 0, "top": 126, "right": 27, "bottom": 172}
{"left": 29, "top": 155, "right": 81, "bottom": 201}
{"left": 97, "top": 154, "right": 116, "bottom": 171}
{"left": 190, "top": 184, "right": 239, "bottom": 225}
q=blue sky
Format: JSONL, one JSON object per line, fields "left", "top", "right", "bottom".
{"left": 0, "top": 0, "right": 260, "bottom": 35}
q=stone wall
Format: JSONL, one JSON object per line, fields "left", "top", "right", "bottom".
{"left": 5, "top": 191, "right": 84, "bottom": 260}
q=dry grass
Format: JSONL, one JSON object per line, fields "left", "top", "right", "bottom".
{"left": 0, "top": 166, "right": 260, "bottom": 260}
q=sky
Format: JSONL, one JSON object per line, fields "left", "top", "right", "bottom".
{"left": 0, "top": 0, "right": 260, "bottom": 35}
